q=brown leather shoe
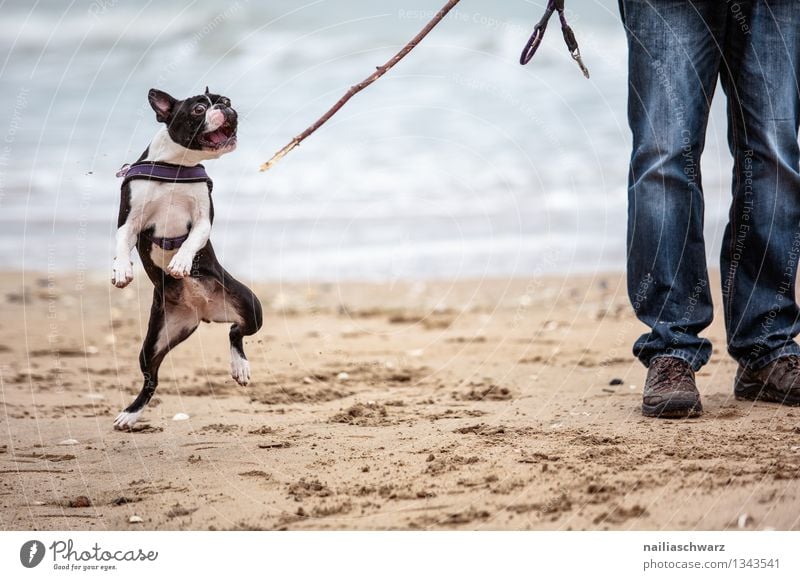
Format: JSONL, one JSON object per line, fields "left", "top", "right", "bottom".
{"left": 734, "top": 355, "right": 800, "bottom": 406}
{"left": 642, "top": 356, "right": 703, "bottom": 418}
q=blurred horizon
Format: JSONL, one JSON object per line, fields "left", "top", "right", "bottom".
{"left": 0, "top": 0, "right": 735, "bottom": 282}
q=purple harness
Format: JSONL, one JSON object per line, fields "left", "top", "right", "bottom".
{"left": 117, "top": 161, "right": 213, "bottom": 251}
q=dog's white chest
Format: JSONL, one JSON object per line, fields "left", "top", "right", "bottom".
{"left": 128, "top": 180, "right": 209, "bottom": 269}
{"left": 131, "top": 180, "right": 203, "bottom": 236}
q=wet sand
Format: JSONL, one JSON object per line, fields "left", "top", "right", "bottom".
{"left": 1, "top": 269, "right": 798, "bottom": 530}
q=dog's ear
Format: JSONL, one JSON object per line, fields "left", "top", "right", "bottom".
{"left": 148, "top": 89, "right": 177, "bottom": 123}
{"left": 205, "top": 86, "right": 210, "bottom": 95}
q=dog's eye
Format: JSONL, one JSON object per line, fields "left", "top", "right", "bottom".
{"left": 192, "top": 103, "right": 207, "bottom": 115}
{"left": 219, "top": 97, "right": 231, "bottom": 107}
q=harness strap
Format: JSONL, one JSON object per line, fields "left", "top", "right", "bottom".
{"left": 117, "top": 161, "right": 213, "bottom": 193}
{"left": 144, "top": 231, "right": 191, "bottom": 251}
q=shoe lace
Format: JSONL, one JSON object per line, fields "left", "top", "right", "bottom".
{"left": 651, "top": 358, "right": 691, "bottom": 391}
{"left": 768, "top": 355, "right": 800, "bottom": 385}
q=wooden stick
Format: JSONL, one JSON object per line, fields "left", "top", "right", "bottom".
{"left": 260, "top": 0, "right": 462, "bottom": 172}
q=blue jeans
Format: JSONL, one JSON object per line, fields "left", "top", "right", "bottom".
{"left": 621, "top": 0, "right": 800, "bottom": 371}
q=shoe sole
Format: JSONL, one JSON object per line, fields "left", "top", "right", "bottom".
{"left": 734, "top": 379, "right": 800, "bottom": 406}
{"left": 641, "top": 399, "right": 703, "bottom": 419}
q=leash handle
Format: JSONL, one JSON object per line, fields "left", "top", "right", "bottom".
{"left": 519, "top": 1, "right": 555, "bottom": 65}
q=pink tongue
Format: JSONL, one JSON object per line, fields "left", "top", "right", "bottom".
{"left": 207, "top": 130, "right": 225, "bottom": 144}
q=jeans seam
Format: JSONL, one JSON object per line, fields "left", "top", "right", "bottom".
{"left": 748, "top": 344, "right": 800, "bottom": 370}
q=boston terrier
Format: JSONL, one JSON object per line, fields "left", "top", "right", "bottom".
{"left": 111, "top": 87, "right": 262, "bottom": 429}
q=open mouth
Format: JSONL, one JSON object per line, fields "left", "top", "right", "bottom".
{"left": 199, "top": 120, "right": 237, "bottom": 150}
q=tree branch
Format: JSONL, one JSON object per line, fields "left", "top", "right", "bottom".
{"left": 259, "top": 0, "right": 462, "bottom": 172}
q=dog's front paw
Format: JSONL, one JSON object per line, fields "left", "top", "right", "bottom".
{"left": 167, "top": 251, "right": 194, "bottom": 279}
{"left": 111, "top": 259, "right": 134, "bottom": 288}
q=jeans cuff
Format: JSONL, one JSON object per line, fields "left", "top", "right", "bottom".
{"left": 647, "top": 351, "right": 705, "bottom": 372}
{"left": 743, "top": 343, "right": 800, "bottom": 370}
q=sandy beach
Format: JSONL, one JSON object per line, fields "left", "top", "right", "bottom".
{"left": 1, "top": 268, "right": 799, "bottom": 531}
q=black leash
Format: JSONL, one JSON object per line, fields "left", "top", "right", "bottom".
{"left": 519, "top": 0, "right": 590, "bottom": 78}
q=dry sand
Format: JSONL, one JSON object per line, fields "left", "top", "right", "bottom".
{"left": 1, "top": 269, "right": 799, "bottom": 530}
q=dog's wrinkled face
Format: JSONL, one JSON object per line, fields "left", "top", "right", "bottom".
{"left": 148, "top": 87, "right": 238, "bottom": 155}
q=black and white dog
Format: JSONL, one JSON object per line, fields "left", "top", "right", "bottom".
{"left": 111, "top": 88, "right": 262, "bottom": 429}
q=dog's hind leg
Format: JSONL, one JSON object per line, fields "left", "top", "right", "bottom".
{"left": 205, "top": 276, "right": 262, "bottom": 386}
{"left": 228, "top": 282, "right": 262, "bottom": 386}
{"left": 114, "top": 288, "right": 200, "bottom": 429}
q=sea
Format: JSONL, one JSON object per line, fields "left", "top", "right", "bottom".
{"left": 0, "top": 0, "right": 736, "bottom": 282}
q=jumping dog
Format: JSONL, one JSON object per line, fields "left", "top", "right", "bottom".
{"left": 111, "top": 88, "right": 262, "bottom": 429}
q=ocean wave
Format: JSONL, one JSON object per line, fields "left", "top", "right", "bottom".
{"left": 0, "top": 0, "right": 733, "bottom": 279}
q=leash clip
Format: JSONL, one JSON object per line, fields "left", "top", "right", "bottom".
{"left": 571, "top": 48, "right": 590, "bottom": 79}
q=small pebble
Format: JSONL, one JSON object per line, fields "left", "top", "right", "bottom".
{"left": 172, "top": 413, "right": 190, "bottom": 421}
{"left": 129, "top": 516, "right": 143, "bottom": 524}
{"left": 58, "top": 439, "right": 79, "bottom": 446}
{"left": 302, "top": 376, "right": 314, "bottom": 384}
{"left": 336, "top": 372, "right": 349, "bottom": 381}
{"left": 609, "top": 378, "right": 624, "bottom": 386}
{"left": 69, "top": 496, "right": 91, "bottom": 508}
{"left": 737, "top": 513, "right": 752, "bottom": 529}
